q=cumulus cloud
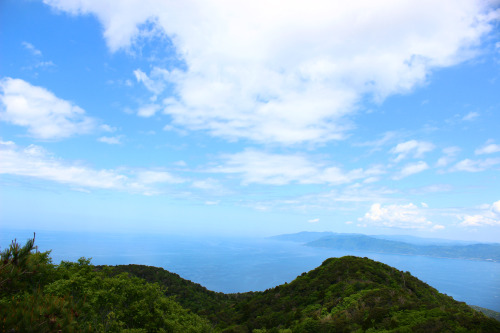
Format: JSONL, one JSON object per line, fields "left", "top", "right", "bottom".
{"left": 210, "top": 149, "right": 382, "bottom": 185}
{"left": 0, "top": 78, "right": 97, "bottom": 140}
{"left": 43, "top": 0, "right": 500, "bottom": 144}
{"left": 459, "top": 200, "right": 500, "bottom": 227}
{"left": 390, "top": 140, "right": 435, "bottom": 162}
{"left": 359, "top": 202, "right": 434, "bottom": 229}
{"left": 0, "top": 140, "right": 184, "bottom": 194}
{"left": 393, "top": 161, "right": 429, "bottom": 179}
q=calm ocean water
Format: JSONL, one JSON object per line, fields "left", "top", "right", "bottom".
{"left": 2, "top": 229, "right": 499, "bottom": 312}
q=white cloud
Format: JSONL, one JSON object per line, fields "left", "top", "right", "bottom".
{"left": 0, "top": 141, "right": 184, "bottom": 194}
{"left": 133, "top": 68, "right": 168, "bottom": 96}
{"left": 22, "top": 41, "right": 42, "bottom": 56}
{"left": 43, "top": 0, "right": 500, "bottom": 144}
{"left": 137, "top": 104, "right": 161, "bottom": 117}
{"left": 211, "top": 149, "right": 380, "bottom": 185}
{"left": 0, "top": 78, "right": 97, "bottom": 140}
{"left": 100, "top": 124, "right": 117, "bottom": 132}
{"left": 98, "top": 136, "right": 122, "bottom": 144}
{"left": 436, "top": 146, "right": 460, "bottom": 167}
{"left": 356, "top": 131, "right": 399, "bottom": 150}
{"left": 462, "top": 111, "right": 479, "bottom": 121}
{"left": 394, "top": 161, "right": 429, "bottom": 179}
{"left": 459, "top": 200, "right": 500, "bottom": 227}
{"left": 135, "top": 170, "right": 184, "bottom": 184}
{"left": 359, "top": 202, "right": 434, "bottom": 229}
{"left": 308, "top": 218, "right": 320, "bottom": 223}
{"left": 390, "top": 140, "right": 435, "bottom": 162}
{"left": 191, "top": 178, "right": 228, "bottom": 195}
{"left": 451, "top": 158, "right": 500, "bottom": 172}
{"left": 475, "top": 141, "right": 500, "bottom": 155}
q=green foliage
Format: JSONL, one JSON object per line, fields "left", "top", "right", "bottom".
{"left": 1, "top": 236, "right": 212, "bottom": 332}
{"left": 0, "top": 233, "right": 53, "bottom": 297}
{"left": 2, "top": 236, "right": 499, "bottom": 333}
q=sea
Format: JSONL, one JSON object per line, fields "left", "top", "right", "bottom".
{"left": 1, "top": 229, "right": 499, "bottom": 312}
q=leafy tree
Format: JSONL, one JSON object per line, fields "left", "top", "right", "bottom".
{"left": 1, "top": 236, "right": 212, "bottom": 332}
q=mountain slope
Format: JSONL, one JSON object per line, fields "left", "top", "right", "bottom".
{"left": 216, "top": 256, "right": 500, "bottom": 332}
{"left": 114, "top": 256, "right": 500, "bottom": 332}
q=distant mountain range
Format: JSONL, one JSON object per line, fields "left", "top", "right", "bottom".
{"left": 270, "top": 232, "right": 500, "bottom": 262}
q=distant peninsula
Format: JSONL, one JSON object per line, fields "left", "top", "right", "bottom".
{"left": 270, "top": 231, "right": 500, "bottom": 262}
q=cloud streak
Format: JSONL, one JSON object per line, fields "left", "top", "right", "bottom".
{"left": 390, "top": 140, "right": 435, "bottom": 162}
{"left": 210, "top": 149, "right": 383, "bottom": 185}
{"left": 0, "top": 140, "right": 184, "bottom": 195}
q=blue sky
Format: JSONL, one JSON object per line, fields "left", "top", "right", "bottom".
{"left": 1, "top": 0, "right": 500, "bottom": 241}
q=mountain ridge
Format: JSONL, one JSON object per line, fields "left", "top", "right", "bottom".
{"left": 111, "top": 256, "right": 500, "bottom": 332}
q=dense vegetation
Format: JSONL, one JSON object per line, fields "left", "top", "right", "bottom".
{"left": 0, "top": 235, "right": 211, "bottom": 332}
{"left": 2, "top": 235, "right": 499, "bottom": 332}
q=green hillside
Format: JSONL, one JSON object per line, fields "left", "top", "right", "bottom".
{"left": 2, "top": 236, "right": 499, "bottom": 332}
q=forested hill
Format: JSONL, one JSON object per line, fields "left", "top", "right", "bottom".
{"left": 115, "top": 257, "right": 500, "bottom": 332}
{"left": 271, "top": 232, "right": 500, "bottom": 262}
{"left": 2, "top": 236, "right": 500, "bottom": 332}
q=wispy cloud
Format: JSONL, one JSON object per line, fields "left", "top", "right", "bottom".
{"left": 475, "top": 140, "right": 500, "bottom": 155}
{"left": 137, "top": 104, "right": 160, "bottom": 117}
{"left": 0, "top": 141, "right": 184, "bottom": 195}
{"left": 436, "top": 146, "right": 461, "bottom": 167}
{"left": 451, "top": 158, "right": 500, "bottom": 172}
{"left": 210, "top": 149, "right": 383, "bottom": 185}
{"left": 98, "top": 136, "right": 123, "bottom": 145}
{"left": 22, "top": 41, "right": 42, "bottom": 56}
{"left": 390, "top": 140, "right": 435, "bottom": 162}
{"left": 393, "top": 161, "right": 429, "bottom": 179}
{"left": 462, "top": 111, "right": 479, "bottom": 121}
